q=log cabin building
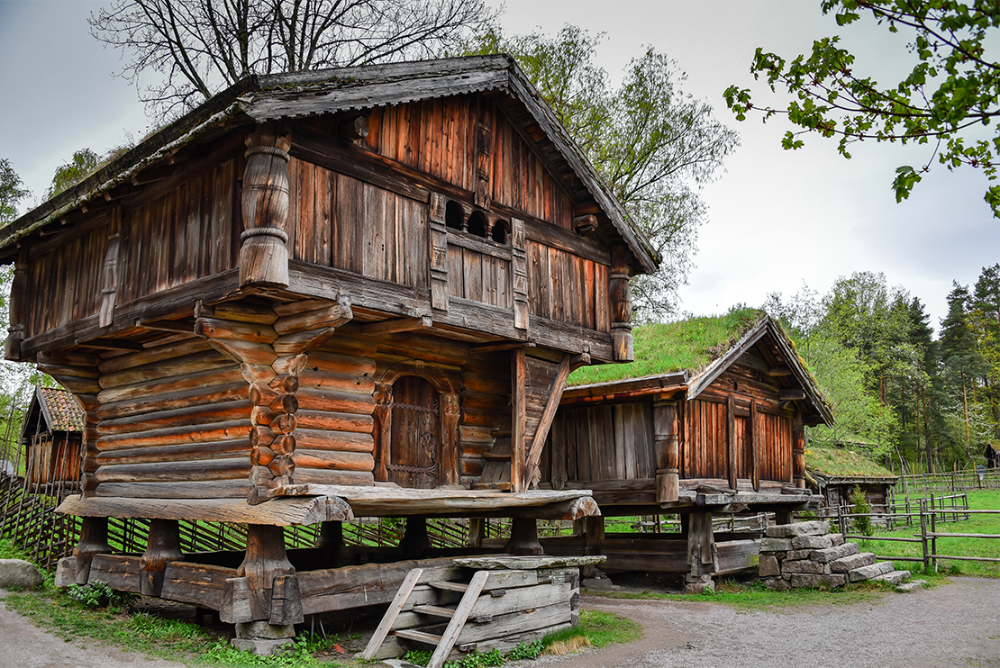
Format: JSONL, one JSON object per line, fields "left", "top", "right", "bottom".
{"left": 0, "top": 56, "right": 656, "bottom": 643}
{"left": 805, "top": 444, "right": 897, "bottom": 520}
{"left": 536, "top": 312, "right": 832, "bottom": 591}
{"left": 20, "top": 386, "right": 84, "bottom": 491}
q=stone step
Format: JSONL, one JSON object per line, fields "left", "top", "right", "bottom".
{"left": 847, "top": 561, "right": 894, "bottom": 582}
{"left": 830, "top": 552, "right": 876, "bottom": 573}
{"left": 811, "top": 542, "right": 860, "bottom": 563}
{"left": 765, "top": 520, "right": 831, "bottom": 538}
{"left": 789, "top": 573, "right": 845, "bottom": 589}
{"left": 871, "top": 570, "right": 911, "bottom": 586}
{"left": 792, "top": 534, "right": 835, "bottom": 550}
{"left": 895, "top": 580, "right": 926, "bottom": 592}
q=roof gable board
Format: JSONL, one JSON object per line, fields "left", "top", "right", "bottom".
{"left": 0, "top": 56, "right": 656, "bottom": 273}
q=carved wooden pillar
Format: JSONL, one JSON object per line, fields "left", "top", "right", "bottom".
{"left": 510, "top": 218, "right": 529, "bottom": 331}
{"left": 140, "top": 519, "right": 184, "bottom": 596}
{"left": 474, "top": 104, "right": 492, "bottom": 210}
{"left": 428, "top": 193, "right": 449, "bottom": 311}
{"left": 400, "top": 517, "right": 431, "bottom": 559}
{"left": 609, "top": 245, "right": 633, "bottom": 362}
{"left": 505, "top": 517, "right": 543, "bottom": 556}
{"left": 74, "top": 516, "right": 110, "bottom": 585}
{"left": 4, "top": 247, "right": 27, "bottom": 361}
{"left": 654, "top": 398, "right": 680, "bottom": 503}
{"left": 685, "top": 511, "right": 717, "bottom": 594}
{"left": 240, "top": 124, "right": 291, "bottom": 288}
{"left": 231, "top": 524, "right": 299, "bottom": 623}
{"left": 792, "top": 413, "right": 805, "bottom": 489}
{"left": 373, "top": 382, "right": 393, "bottom": 482}
{"left": 440, "top": 392, "right": 461, "bottom": 486}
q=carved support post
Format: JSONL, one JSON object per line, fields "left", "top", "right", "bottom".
{"left": 511, "top": 348, "right": 526, "bottom": 493}
{"left": 74, "top": 516, "right": 110, "bottom": 585}
{"left": 316, "top": 521, "right": 344, "bottom": 563}
{"left": 373, "top": 383, "right": 392, "bottom": 482}
{"left": 4, "top": 247, "right": 27, "bottom": 361}
{"left": 140, "top": 519, "right": 184, "bottom": 596}
{"left": 400, "top": 517, "right": 431, "bottom": 559}
{"left": 510, "top": 218, "right": 529, "bottom": 331}
{"left": 609, "top": 245, "right": 633, "bottom": 362}
{"left": 428, "top": 193, "right": 449, "bottom": 311}
{"left": 235, "top": 524, "right": 297, "bottom": 622}
{"left": 440, "top": 392, "right": 461, "bottom": 486}
{"left": 505, "top": 517, "right": 543, "bottom": 556}
{"left": 240, "top": 124, "right": 291, "bottom": 288}
{"left": 685, "top": 511, "right": 717, "bottom": 594}
{"left": 572, "top": 515, "right": 604, "bottom": 555}
{"left": 474, "top": 106, "right": 492, "bottom": 210}
{"left": 792, "top": 413, "right": 805, "bottom": 489}
{"left": 654, "top": 399, "right": 680, "bottom": 503}
{"left": 467, "top": 518, "right": 486, "bottom": 548}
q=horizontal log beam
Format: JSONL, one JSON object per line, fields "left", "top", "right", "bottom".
{"left": 56, "top": 494, "right": 353, "bottom": 525}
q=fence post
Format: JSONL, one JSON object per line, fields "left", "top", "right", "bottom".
{"left": 930, "top": 493, "right": 938, "bottom": 573}
{"left": 919, "top": 500, "right": 929, "bottom": 574}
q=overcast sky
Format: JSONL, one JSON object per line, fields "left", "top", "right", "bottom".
{"left": 1, "top": 0, "right": 996, "bottom": 333}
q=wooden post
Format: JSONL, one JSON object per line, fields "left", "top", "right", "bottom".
{"left": 140, "top": 519, "right": 184, "bottom": 596}
{"left": 240, "top": 123, "right": 291, "bottom": 287}
{"left": 440, "top": 392, "right": 461, "bottom": 486}
{"left": 727, "top": 395, "right": 737, "bottom": 492}
{"left": 428, "top": 193, "right": 449, "bottom": 311}
{"left": 684, "top": 511, "right": 717, "bottom": 594}
{"left": 511, "top": 348, "right": 526, "bottom": 493}
{"left": 99, "top": 207, "right": 121, "bottom": 328}
{"left": 750, "top": 402, "right": 759, "bottom": 492}
{"left": 73, "top": 516, "right": 110, "bottom": 585}
{"left": 654, "top": 399, "right": 679, "bottom": 503}
{"left": 4, "top": 247, "right": 28, "bottom": 360}
{"left": 505, "top": 517, "right": 543, "bottom": 556}
{"left": 467, "top": 518, "right": 486, "bottom": 548}
{"left": 510, "top": 218, "right": 529, "bottom": 331}
{"left": 236, "top": 525, "right": 295, "bottom": 621}
{"left": 373, "top": 383, "right": 393, "bottom": 482}
{"left": 919, "top": 500, "right": 929, "bottom": 573}
{"left": 316, "top": 521, "right": 344, "bottom": 558}
{"left": 609, "top": 245, "right": 633, "bottom": 362}
{"left": 792, "top": 413, "right": 805, "bottom": 488}
{"left": 400, "top": 517, "right": 431, "bottom": 559}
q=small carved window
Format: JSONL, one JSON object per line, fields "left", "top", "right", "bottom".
{"left": 445, "top": 200, "right": 465, "bottom": 231}
{"left": 467, "top": 211, "right": 488, "bottom": 238}
{"left": 491, "top": 220, "right": 509, "bottom": 244}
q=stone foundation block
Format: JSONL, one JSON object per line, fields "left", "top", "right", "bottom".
{"left": 53, "top": 557, "right": 77, "bottom": 588}
{"left": 789, "top": 573, "right": 845, "bottom": 588}
{"left": 764, "top": 577, "right": 791, "bottom": 592}
{"left": 811, "top": 542, "right": 859, "bottom": 563}
{"left": 785, "top": 549, "right": 814, "bottom": 561}
{"left": 896, "top": 580, "right": 925, "bottom": 592}
{"left": 758, "top": 554, "right": 781, "bottom": 577}
{"left": 765, "top": 520, "right": 830, "bottom": 538}
{"left": 831, "top": 552, "right": 876, "bottom": 573}
{"left": 791, "top": 534, "right": 833, "bottom": 550}
{"left": 231, "top": 638, "right": 293, "bottom": 656}
{"left": 829, "top": 533, "right": 845, "bottom": 546}
{"left": 848, "top": 561, "right": 893, "bottom": 582}
{"left": 760, "top": 537, "right": 793, "bottom": 552}
{"left": 235, "top": 622, "right": 296, "bottom": 640}
{"left": 684, "top": 575, "right": 715, "bottom": 594}
{"left": 783, "top": 559, "right": 829, "bottom": 575}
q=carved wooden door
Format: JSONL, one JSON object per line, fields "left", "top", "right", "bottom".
{"left": 388, "top": 376, "right": 441, "bottom": 488}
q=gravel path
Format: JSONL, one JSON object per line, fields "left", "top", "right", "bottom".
{"left": 4, "top": 579, "right": 999, "bottom": 667}
{"left": 537, "top": 577, "right": 1000, "bottom": 668}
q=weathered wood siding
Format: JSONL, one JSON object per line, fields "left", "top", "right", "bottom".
{"left": 545, "top": 401, "right": 656, "bottom": 483}
{"left": 364, "top": 96, "right": 574, "bottom": 228}
{"left": 527, "top": 243, "right": 609, "bottom": 332}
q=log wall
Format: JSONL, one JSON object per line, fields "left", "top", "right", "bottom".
{"left": 92, "top": 334, "right": 251, "bottom": 499}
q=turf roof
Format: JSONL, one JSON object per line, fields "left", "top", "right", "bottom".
{"left": 806, "top": 444, "right": 897, "bottom": 480}
{"left": 568, "top": 308, "right": 763, "bottom": 387}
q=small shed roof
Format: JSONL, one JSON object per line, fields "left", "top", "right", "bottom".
{"left": 0, "top": 55, "right": 657, "bottom": 274}
{"left": 24, "top": 387, "right": 85, "bottom": 434}
{"left": 563, "top": 310, "right": 833, "bottom": 426}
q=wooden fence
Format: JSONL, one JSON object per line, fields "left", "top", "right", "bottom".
{"left": 836, "top": 500, "right": 1000, "bottom": 573}
{"left": 894, "top": 469, "right": 1000, "bottom": 494}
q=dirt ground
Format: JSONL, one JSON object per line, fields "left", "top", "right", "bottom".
{"left": 3, "top": 578, "right": 1000, "bottom": 668}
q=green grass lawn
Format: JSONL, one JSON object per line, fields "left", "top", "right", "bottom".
{"left": 852, "top": 489, "right": 1000, "bottom": 578}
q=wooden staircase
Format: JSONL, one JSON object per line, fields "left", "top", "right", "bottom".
{"left": 362, "top": 568, "right": 491, "bottom": 668}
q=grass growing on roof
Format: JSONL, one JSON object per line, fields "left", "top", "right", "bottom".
{"left": 806, "top": 445, "right": 896, "bottom": 479}
{"left": 569, "top": 307, "right": 762, "bottom": 386}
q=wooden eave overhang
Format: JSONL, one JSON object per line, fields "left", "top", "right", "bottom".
{"left": 560, "top": 371, "right": 689, "bottom": 406}
{"left": 686, "top": 316, "right": 833, "bottom": 427}
{"left": 0, "top": 55, "right": 657, "bottom": 274}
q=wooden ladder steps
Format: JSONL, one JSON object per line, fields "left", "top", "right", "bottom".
{"left": 413, "top": 604, "right": 456, "bottom": 619}
{"left": 394, "top": 629, "right": 443, "bottom": 646}
{"left": 429, "top": 580, "right": 469, "bottom": 593}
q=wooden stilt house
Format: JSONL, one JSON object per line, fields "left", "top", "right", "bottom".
{"left": 805, "top": 444, "right": 898, "bottom": 519}
{"left": 20, "top": 387, "right": 84, "bottom": 491}
{"left": 536, "top": 312, "right": 832, "bottom": 591}
{"left": 0, "top": 55, "right": 656, "bottom": 642}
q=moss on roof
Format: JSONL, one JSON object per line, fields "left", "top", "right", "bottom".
{"left": 806, "top": 445, "right": 896, "bottom": 480}
{"left": 569, "top": 308, "right": 763, "bottom": 387}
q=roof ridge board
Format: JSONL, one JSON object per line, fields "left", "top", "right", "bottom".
{"left": 685, "top": 317, "right": 771, "bottom": 400}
